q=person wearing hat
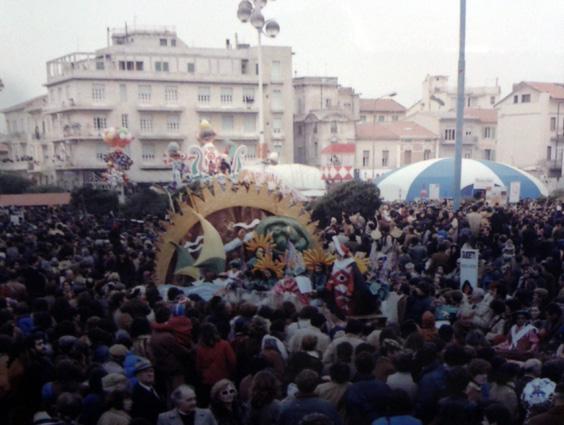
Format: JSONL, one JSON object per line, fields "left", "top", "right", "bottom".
{"left": 102, "top": 373, "right": 129, "bottom": 394}
{"left": 157, "top": 384, "right": 216, "bottom": 425}
{"left": 130, "top": 358, "right": 166, "bottom": 424}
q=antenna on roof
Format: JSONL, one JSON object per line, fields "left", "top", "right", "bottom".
{"left": 106, "top": 27, "right": 110, "bottom": 47}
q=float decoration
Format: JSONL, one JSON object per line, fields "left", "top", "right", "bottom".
{"left": 102, "top": 127, "right": 134, "bottom": 190}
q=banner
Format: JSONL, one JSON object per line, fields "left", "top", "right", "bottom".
{"left": 460, "top": 248, "right": 479, "bottom": 289}
{"left": 429, "top": 183, "right": 440, "bottom": 200}
{"left": 509, "top": 181, "right": 521, "bottom": 203}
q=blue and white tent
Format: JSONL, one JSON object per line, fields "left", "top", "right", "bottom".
{"left": 374, "top": 158, "right": 548, "bottom": 202}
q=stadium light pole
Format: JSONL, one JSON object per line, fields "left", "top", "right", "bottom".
{"left": 453, "top": 0, "right": 466, "bottom": 211}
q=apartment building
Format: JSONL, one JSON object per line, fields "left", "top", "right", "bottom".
{"left": 293, "top": 77, "right": 359, "bottom": 166}
{"left": 1, "top": 26, "right": 294, "bottom": 187}
{"left": 407, "top": 74, "right": 500, "bottom": 115}
{"left": 411, "top": 108, "right": 497, "bottom": 161}
{"left": 496, "top": 81, "right": 564, "bottom": 182}
{"left": 359, "top": 98, "right": 406, "bottom": 124}
{"left": 355, "top": 121, "right": 439, "bottom": 180}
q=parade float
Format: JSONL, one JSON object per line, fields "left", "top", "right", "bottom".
{"left": 153, "top": 121, "right": 380, "bottom": 317}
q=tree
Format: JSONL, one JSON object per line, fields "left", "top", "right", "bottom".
{"left": 71, "top": 186, "right": 119, "bottom": 215}
{"left": 311, "top": 180, "right": 381, "bottom": 227}
{"left": 123, "top": 188, "right": 169, "bottom": 218}
{"left": 0, "top": 174, "right": 33, "bottom": 194}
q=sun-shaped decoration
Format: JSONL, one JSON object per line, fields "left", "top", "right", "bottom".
{"left": 246, "top": 233, "right": 275, "bottom": 254}
{"left": 303, "top": 247, "right": 335, "bottom": 272}
{"left": 354, "top": 252, "right": 371, "bottom": 275}
{"left": 154, "top": 179, "right": 321, "bottom": 284}
{"left": 253, "top": 253, "right": 286, "bottom": 279}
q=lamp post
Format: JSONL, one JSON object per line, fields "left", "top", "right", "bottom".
{"left": 237, "top": 0, "right": 280, "bottom": 161}
{"left": 453, "top": 0, "right": 466, "bottom": 211}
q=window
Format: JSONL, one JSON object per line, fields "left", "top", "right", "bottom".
{"left": 140, "top": 115, "right": 153, "bottom": 133}
{"left": 167, "top": 115, "right": 180, "bottom": 132}
{"left": 313, "top": 123, "right": 318, "bottom": 134}
{"left": 547, "top": 146, "right": 552, "bottom": 160}
{"left": 513, "top": 95, "right": 519, "bottom": 104}
{"left": 92, "top": 84, "right": 105, "bottom": 102}
{"left": 119, "top": 61, "right": 126, "bottom": 70}
{"left": 297, "top": 124, "right": 303, "bottom": 136}
{"left": 165, "top": 86, "right": 178, "bottom": 103}
{"left": 521, "top": 94, "right": 531, "bottom": 103}
{"left": 243, "top": 87, "right": 255, "bottom": 104}
{"left": 142, "top": 143, "right": 155, "bottom": 161}
{"left": 138, "top": 85, "right": 151, "bottom": 103}
{"left": 378, "top": 115, "right": 385, "bottom": 122}
{"left": 360, "top": 115, "right": 366, "bottom": 122}
{"left": 467, "top": 97, "right": 472, "bottom": 107}
{"left": 96, "top": 143, "right": 108, "bottom": 161}
{"left": 551, "top": 117, "right": 557, "bottom": 131}
{"left": 444, "top": 129, "right": 455, "bottom": 140}
{"left": 187, "top": 62, "right": 195, "bottom": 73}
{"left": 331, "top": 121, "right": 338, "bottom": 134}
{"left": 160, "top": 38, "right": 168, "bottom": 46}
{"left": 403, "top": 150, "right": 412, "bottom": 165}
{"left": 135, "top": 61, "right": 144, "bottom": 71}
{"left": 271, "top": 61, "right": 281, "bottom": 80}
{"left": 483, "top": 127, "right": 493, "bottom": 138}
{"left": 256, "top": 63, "right": 259, "bottom": 75}
{"left": 325, "top": 99, "right": 332, "bottom": 108}
{"left": 244, "top": 115, "right": 256, "bottom": 133}
{"left": 198, "top": 87, "right": 211, "bottom": 103}
{"left": 93, "top": 116, "right": 107, "bottom": 130}
{"left": 222, "top": 114, "right": 234, "bottom": 131}
{"left": 271, "top": 90, "right": 282, "bottom": 110}
{"left": 392, "top": 115, "right": 399, "bottom": 121}
{"left": 127, "top": 61, "right": 134, "bottom": 71}
{"left": 121, "top": 113, "right": 128, "bottom": 129}
{"left": 171, "top": 39, "right": 177, "bottom": 47}
{"left": 484, "top": 149, "right": 493, "bottom": 160}
{"left": 241, "top": 59, "right": 249, "bottom": 75}
{"left": 490, "top": 96, "right": 496, "bottom": 105}
{"left": 155, "top": 61, "right": 169, "bottom": 72}
{"left": 465, "top": 130, "right": 472, "bottom": 136}
{"left": 221, "top": 87, "right": 233, "bottom": 104}
{"left": 424, "top": 149, "right": 432, "bottom": 160}
{"left": 119, "top": 84, "right": 127, "bottom": 102}
{"left": 464, "top": 152, "right": 472, "bottom": 159}
{"left": 272, "top": 117, "right": 282, "bottom": 135}
{"left": 96, "top": 61, "right": 105, "bottom": 70}
{"left": 362, "top": 150, "right": 370, "bottom": 167}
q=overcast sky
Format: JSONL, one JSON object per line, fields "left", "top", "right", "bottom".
{"left": 1, "top": 0, "right": 563, "bottom": 119}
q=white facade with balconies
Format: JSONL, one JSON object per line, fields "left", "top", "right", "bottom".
{"left": 2, "top": 26, "right": 294, "bottom": 188}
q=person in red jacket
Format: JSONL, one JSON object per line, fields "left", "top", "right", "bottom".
{"left": 196, "top": 323, "right": 236, "bottom": 406}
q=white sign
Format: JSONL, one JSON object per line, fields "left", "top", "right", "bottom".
{"left": 474, "top": 178, "right": 494, "bottom": 190}
{"left": 509, "top": 181, "right": 521, "bottom": 203}
{"left": 429, "top": 184, "right": 440, "bottom": 200}
{"left": 460, "top": 248, "right": 479, "bottom": 289}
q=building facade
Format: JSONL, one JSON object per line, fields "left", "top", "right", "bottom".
{"left": 355, "top": 121, "right": 439, "bottom": 180}
{"left": 1, "top": 26, "right": 294, "bottom": 187}
{"left": 411, "top": 108, "right": 497, "bottom": 161}
{"left": 359, "top": 98, "right": 406, "bottom": 124}
{"left": 496, "top": 81, "right": 564, "bottom": 181}
{"left": 293, "top": 77, "right": 359, "bottom": 166}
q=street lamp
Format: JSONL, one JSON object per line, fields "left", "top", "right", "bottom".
{"left": 237, "top": 0, "right": 281, "bottom": 160}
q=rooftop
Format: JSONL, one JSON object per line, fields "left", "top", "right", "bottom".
{"left": 359, "top": 98, "right": 406, "bottom": 113}
{"left": 523, "top": 81, "right": 564, "bottom": 100}
{"left": 356, "top": 121, "right": 438, "bottom": 140}
{"left": 321, "top": 143, "right": 356, "bottom": 154}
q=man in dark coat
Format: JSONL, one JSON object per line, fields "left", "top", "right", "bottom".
{"left": 131, "top": 358, "right": 167, "bottom": 423}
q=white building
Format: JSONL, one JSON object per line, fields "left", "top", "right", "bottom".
{"left": 293, "top": 77, "right": 359, "bottom": 166}
{"left": 355, "top": 121, "right": 439, "bottom": 180}
{"left": 359, "top": 98, "right": 406, "bottom": 124}
{"left": 407, "top": 74, "right": 500, "bottom": 115}
{"left": 1, "top": 26, "right": 294, "bottom": 187}
{"left": 496, "top": 81, "right": 564, "bottom": 181}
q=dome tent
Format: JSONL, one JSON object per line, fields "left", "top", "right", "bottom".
{"left": 374, "top": 158, "right": 548, "bottom": 202}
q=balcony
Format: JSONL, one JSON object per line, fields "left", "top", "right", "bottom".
{"left": 0, "top": 160, "right": 32, "bottom": 172}
{"left": 136, "top": 104, "right": 185, "bottom": 113}
{"left": 440, "top": 136, "right": 478, "bottom": 145}
{"left": 195, "top": 104, "right": 258, "bottom": 114}
{"left": 137, "top": 132, "right": 184, "bottom": 141}
{"left": 50, "top": 125, "right": 102, "bottom": 142}
{"left": 44, "top": 101, "right": 113, "bottom": 114}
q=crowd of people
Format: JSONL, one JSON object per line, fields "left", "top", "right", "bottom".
{"left": 1, "top": 198, "right": 564, "bottom": 425}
